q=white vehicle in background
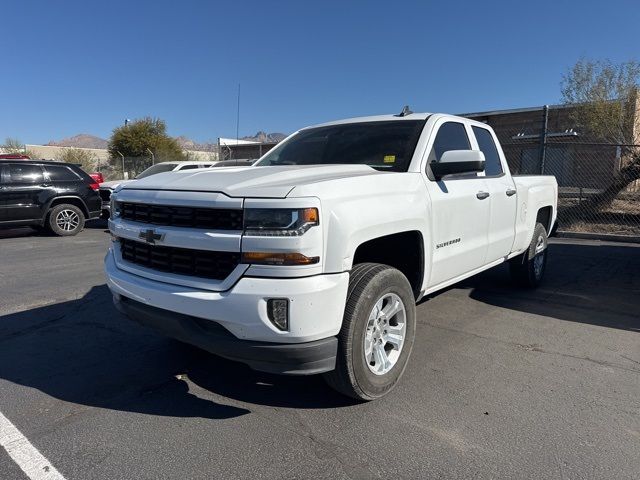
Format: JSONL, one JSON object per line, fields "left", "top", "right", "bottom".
{"left": 104, "top": 110, "right": 558, "bottom": 400}
{"left": 99, "top": 161, "right": 217, "bottom": 217}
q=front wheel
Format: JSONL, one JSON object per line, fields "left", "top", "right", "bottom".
{"left": 323, "top": 263, "right": 416, "bottom": 400}
{"left": 509, "top": 222, "right": 548, "bottom": 288}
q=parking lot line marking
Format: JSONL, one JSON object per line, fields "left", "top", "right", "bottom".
{"left": 0, "top": 411, "right": 66, "bottom": 480}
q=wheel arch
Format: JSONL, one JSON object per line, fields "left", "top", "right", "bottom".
{"left": 536, "top": 205, "right": 554, "bottom": 233}
{"left": 351, "top": 230, "right": 425, "bottom": 299}
{"left": 47, "top": 196, "right": 90, "bottom": 218}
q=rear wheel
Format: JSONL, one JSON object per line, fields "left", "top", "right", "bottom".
{"left": 47, "top": 204, "right": 85, "bottom": 236}
{"left": 509, "top": 222, "right": 548, "bottom": 288}
{"left": 323, "top": 263, "right": 416, "bottom": 400}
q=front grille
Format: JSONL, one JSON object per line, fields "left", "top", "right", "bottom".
{"left": 119, "top": 238, "right": 240, "bottom": 280}
{"left": 120, "top": 202, "right": 243, "bottom": 230}
{"left": 99, "top": 189, "right": 112, "bottom": 202}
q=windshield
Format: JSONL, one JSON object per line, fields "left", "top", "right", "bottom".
{"left": 255, "top": 120, "right": 425, "bottom": 172}
{"left": 135, "top": 163, "right": 178, "bottom": 179}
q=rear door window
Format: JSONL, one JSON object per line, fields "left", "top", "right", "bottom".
{"left": 6, "top": 164, "right": 44, "bottom": 184}
{"left": 472, "top": 126, "right": 503, "bottom": 176}
{"left": 177, "top": 164, "right": 200, "bottom": 170}
{"left": 45, "top": 165, "right": 81, "bottom": 182}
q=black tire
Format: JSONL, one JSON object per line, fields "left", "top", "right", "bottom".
{"left": 47, "top": 204, "right": 85, "bottom": 236}
{"left": 509, "top": 222, "right": 548, "bottom": 288}
{"left": 323, "top": 263, "right": 416, "bottom": 400}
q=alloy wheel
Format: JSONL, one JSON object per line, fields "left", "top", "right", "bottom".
{"left": 55, "top": 209, "right": 80, "bottom": 232}
{"left": 363, "top": 293, "right": 407, "bottom": 375}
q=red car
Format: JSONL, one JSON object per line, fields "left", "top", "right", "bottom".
{"left": 0, "top": 154, "right": 31, "bottom": 160}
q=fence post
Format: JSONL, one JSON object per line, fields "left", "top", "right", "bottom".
{"left": 146, "top": 148, "right": 155, "bottom": 165}
{"left": 117, "top": 151, "right": 125, "bottom": 179}
{"left": 539, "top": 105, "right": 549, "bottom": 174}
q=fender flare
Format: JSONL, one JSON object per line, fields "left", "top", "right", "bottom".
{"left": 45, "top": 195, "right": 90, "bottom": 218}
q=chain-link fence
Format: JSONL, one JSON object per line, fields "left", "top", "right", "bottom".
{"left": 465, "top": 105, "right": 640, "bottom": 238}
{"left": 98, "top": 151, "right": 218, "bottom": 181}
{"left": 505, "top": 139, "right": 640, "bottom": 237}
{"left": 99, "top": 156, "right": 153, "bottom": 181}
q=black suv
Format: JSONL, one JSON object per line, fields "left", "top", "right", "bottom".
{"left": 0, "top": 160, "right": 101, "bottom": 236}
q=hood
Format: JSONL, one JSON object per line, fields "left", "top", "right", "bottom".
{"left": 119, "top": 165, "right": 381, "bottom": 198}
{"left": 101, "top": 179, "right": 135, "bottom": 189}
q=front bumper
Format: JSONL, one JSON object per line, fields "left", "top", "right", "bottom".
{"left": 105, "top": 248, "right": 348, "bottom": 342}
{"left": 114, "top": 295, "right": 337, "bottom": 375}
{"left": 104, "top": 249, "right": 348, "bottom": 373}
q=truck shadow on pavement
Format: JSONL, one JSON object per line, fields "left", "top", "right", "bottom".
{"left": 0, "top": 285, "right": 354, "bottom": 419}
{"left": 462, "top": 241, "right": 640, "bottom": 332}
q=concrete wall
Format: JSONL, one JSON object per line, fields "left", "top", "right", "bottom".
{"left": 25, "top": 145, "right": 111, "bottom": 163}
{"left": 10, "top": 145, "right": 219, "bottom": 163}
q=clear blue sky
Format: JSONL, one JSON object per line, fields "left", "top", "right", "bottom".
{"left": 2, "top": 0, "right": 638, "bottom": 144}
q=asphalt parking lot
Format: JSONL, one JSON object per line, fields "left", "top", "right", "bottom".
{"left": 1, "top": 224, "right": 639, "bottom": 479}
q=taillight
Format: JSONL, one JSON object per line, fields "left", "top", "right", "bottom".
{"left": 89, "top": 182, "right": 100, "bottom": 191}
{"left": 89, "top": 172, "right": 105, "bottom": 184}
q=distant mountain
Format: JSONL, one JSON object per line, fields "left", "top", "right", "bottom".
{"left": 241, "top": 131, "right": 287, "bottom": 143}
{"left": 47, "top": 134, "right": 108, "bottom": 149}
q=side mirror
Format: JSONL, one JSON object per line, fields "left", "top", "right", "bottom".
{"left": 431, "top": 150, "right": 485, "bottom": 180}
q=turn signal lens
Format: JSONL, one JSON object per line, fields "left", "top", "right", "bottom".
{"left": 301, "top": 207, "right": 318, "bottom": 224}
{"left": 241, "top": 252, "right": 319, "bottom": 266}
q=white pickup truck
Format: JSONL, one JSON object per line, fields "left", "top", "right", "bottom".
{"left": 105, "top": 111, "right": 558, "bottom": 400}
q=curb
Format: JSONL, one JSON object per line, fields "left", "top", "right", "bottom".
{"left": 556, "top": 231, "right": 640, "bottom": 244}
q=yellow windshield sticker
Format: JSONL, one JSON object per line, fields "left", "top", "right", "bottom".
{"left": 383, "top": 155, "right": 396, "bottom": 163}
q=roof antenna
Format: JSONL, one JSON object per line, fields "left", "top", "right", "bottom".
{"left": 395, "top": 105, "right": 413, "bottom": 117}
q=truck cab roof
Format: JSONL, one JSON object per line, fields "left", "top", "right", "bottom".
{"left": 304, "top": 112, "right": 489, "bottom": 131}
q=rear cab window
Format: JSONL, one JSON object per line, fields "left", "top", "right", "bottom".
{"left": 472, "top": 126, "right": 503, "bottom": 176}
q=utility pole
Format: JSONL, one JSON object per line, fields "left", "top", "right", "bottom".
{"left": 236, "top": 83, "right": 241, "bottom": 144}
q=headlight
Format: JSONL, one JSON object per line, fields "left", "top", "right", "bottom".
{"left": 243, "top": 208, "right": 318, "bottom": 236}
{"left": 109, "top": 194, "right": 120, "bottom": 218}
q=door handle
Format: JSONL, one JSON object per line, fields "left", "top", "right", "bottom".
{"left": 506, "top": 188, "right": 517, "bottom": 197}
{"left": 476, "top": 191, "right": 490, "bottom": 200}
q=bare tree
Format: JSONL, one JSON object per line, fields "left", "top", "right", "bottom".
{"left": 561, "top": 59, "right": 640, "bottom": 207}
{"left": 57, "top": 148, "right": 97, "bottom": 172}
{"left": 2, "top": 137, "right": 37, "bottom": 157}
